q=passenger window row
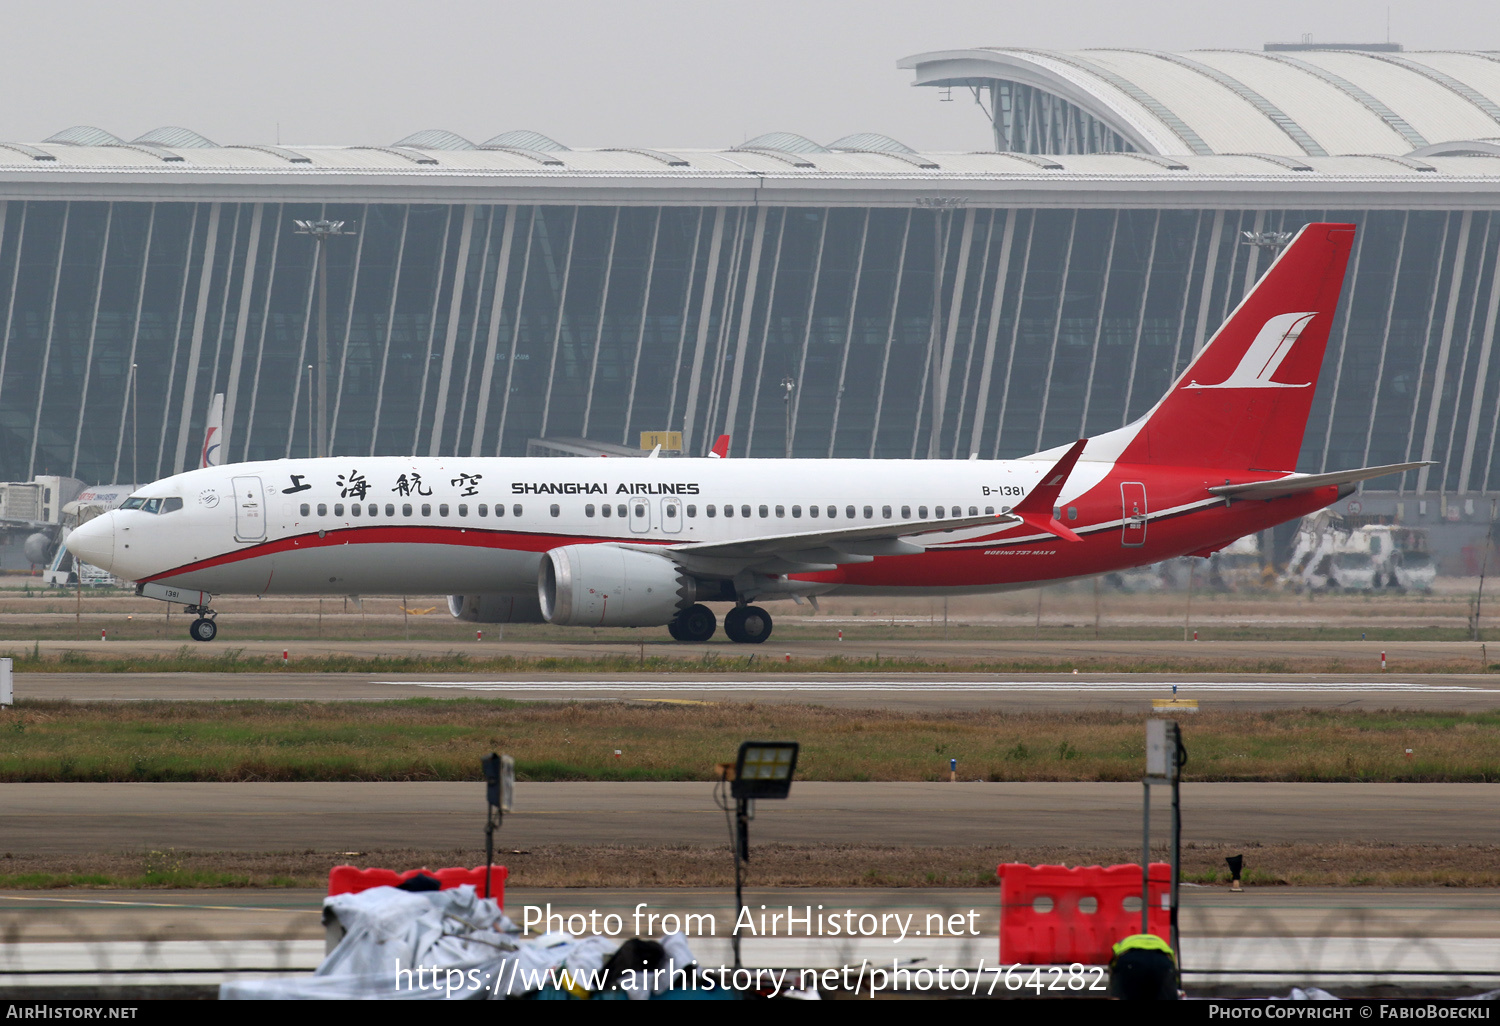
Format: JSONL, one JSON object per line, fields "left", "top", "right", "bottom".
{"left": 685, "top": 503, "right": 992, "bottom": 520}
{"left": 298, "top": 503, "right": 524, "bottom": 519}
{"left": 296, "top": 500, "right": 997, "bottom": 523}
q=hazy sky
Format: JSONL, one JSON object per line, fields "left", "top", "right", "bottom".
{"left": 2, "top": 0, "right": 1491, "bottom": 153}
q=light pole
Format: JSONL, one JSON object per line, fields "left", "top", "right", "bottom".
{"left": 780, "top": 376, "right": 795, "bottom": 459}
{"left": 306, "top": 364, "right": 314, "bottom": 459}
{"left": 716, "top": 741, "right": 799, "bottom": 969}
{"left": 129, "top": 362, "right": 138, "bottom": 484}
{"left": 292, "top": 219, "right": 355, "bottom": 458}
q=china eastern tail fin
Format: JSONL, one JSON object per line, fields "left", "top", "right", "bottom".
{"left": 200, "top": 392, "right": 225, "bottom": 469}
{"left": 1107, "top": 223, "right": 1355, "bottom": 472}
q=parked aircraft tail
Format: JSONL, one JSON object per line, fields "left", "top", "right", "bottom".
{"left": 200, "top": 393, "right": 225, "bottom": 469}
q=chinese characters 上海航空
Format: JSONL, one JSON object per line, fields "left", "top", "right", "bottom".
{"left": 284, "top": 474, "right": 312, "bottom": 494}
{"left": 451, "top": 473, "right": 482, "bottom": 497}
{"left": 337, "top": 470, "right": 370, "bottom": 500}
{"left": 392, "top": 473, "right": 433, "bottom": 497}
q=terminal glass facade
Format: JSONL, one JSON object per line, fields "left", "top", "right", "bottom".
{"left": 0, "top": 198, "right": 1497, "bottom": 497}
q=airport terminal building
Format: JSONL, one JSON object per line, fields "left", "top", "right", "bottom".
{"left": 1, "top": 47, "right": 1499, "bottom": 552}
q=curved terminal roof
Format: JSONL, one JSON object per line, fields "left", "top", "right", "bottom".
{"left": 133, "top": 126, "right": 217, "bottom": 148}
{"left": 393, "top": 129, "right": 476, "bottom": 150}
{"left": 45, "top": 126, "right": 125, "bottom": 146}
{"left": 738, "top": 131, "right": 830, "bottom": 154}
{"left": 482, "top": 130, "right": 569, "bottom": 152}
{"left": 1, "top": 121, "right": 1499, "bottom": 209}
{"left": 828, "top": 132, "right": 916, "bottom": 153}
{"left": 900, "top": 48, "right": 1500, "bottom": 157}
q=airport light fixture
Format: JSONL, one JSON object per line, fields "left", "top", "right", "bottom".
{"left": 732, "top": 741, "right": 799, "bottom": 801}
{"left": 1241, "top": 230, "right": 1294, "bottom": 250}
{"left": 481, "top": 752, "right": 514, "bottom": 900}
{"left": 291, "top": 218, "right": 356, "bottom": 459}
{"left": 718, "top": 741, "right": 799, "bottom": 968}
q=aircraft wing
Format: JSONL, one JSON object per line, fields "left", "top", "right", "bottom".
{"left": 623, "top": 511, "right": 1016, "bottom": 575}
{"left": 1208, "top": 461, "right": 1432, "bottom": 500}
{"left": 672, "top": 511, "right": 1013, "bottom": 558}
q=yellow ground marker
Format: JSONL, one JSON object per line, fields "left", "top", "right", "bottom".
{"left": 1152, "top": 698, "right": 1199, "bottom": 713}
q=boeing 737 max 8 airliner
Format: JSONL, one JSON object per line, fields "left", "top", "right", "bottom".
{"left": 67, "top": 223, "right": 1425, "bottom": 644}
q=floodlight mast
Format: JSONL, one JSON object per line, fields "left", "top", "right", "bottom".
{"left": 721, "top": 741, "right": 799, "bottom": 969}
{"left": 291, "top": 219, "right": 356, "bottom": 459}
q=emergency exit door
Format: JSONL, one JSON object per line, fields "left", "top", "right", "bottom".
{"left": 661, "top": 497, "right": 683, "bottom": 534}
{"left": 1121, "top": 482, "right": 1147, "bottom": 547}
{"left": 232, "top": 476, "right": 266, "bottom": 543}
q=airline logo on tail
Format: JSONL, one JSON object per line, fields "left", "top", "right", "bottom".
{"left": 1185, "top": 311, "right": 1317, "bottom": 390}
{"left": 200, "top": 427, "right": 220, "bottom": 468}
{"left": 200, "top": 392, "right": 225, "bottom": 469}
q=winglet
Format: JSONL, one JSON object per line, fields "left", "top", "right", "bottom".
{"left": 709, "top": 434, "right": 730, "bottom": 459}
{"left": 1007, "top": 439, "right": 1088, "bottom": 543}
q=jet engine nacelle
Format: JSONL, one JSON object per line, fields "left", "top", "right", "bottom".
{"left": 23, "top": 531, "right": 54, "bottom": 566}
{"left": 538, "top": 544, "right": 693, "bottom": 627}
{"left": 446, "top": 592, "right": 546, "bottom": 624}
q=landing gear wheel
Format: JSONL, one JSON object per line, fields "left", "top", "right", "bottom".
{"left": 189, "top": 617, "right": 218, "bottom": 642}
{"left": 670, "top": 603, "right": 717, "bottom": 643}
{"left": 723, "top": 605, "right": 772, "bottom": 644}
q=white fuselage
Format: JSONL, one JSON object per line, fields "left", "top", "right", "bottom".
{"left": 75, "top": 455, "right": 1093, "bottom": 597}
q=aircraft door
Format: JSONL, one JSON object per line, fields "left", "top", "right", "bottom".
{"left": 629, "top": 496, "right": 651, "bottom": 534}
{"left": 232, "top": 476, "right": 267, "bottom": 543}
{"left": 661, "top": 497, "right": 682, "bottom": 534}
{"left": 1121, "top": 482, "right": 1147, "bottom": 547}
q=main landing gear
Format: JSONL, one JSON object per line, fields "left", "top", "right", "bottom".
{"left": 668, "top": 603, "right": 717, "bottom": 642}
{"left": 723, "top": 605, "right": 773, "bottom": 644}
{"left": 666, "top": 603, "right": 773, "bottom": 643}
{"left": 185, "top": 604, "right": 219, "bottom": 643}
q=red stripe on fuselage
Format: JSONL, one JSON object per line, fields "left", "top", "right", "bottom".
{"left": 137, "top": 524, "right": 675, "bottom": 584}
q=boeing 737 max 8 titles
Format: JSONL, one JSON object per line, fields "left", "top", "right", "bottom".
{"left": 67, "top": 223, "right": 1425, "bottom": 644}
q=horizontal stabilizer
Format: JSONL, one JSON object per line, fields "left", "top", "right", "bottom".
{"left": 1208, "top": 461, "right": 1433, "bottom": 500}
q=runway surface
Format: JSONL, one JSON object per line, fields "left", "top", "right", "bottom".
{"left": 2, "top": 782, "right": 1494, "bottom": 854}
{"left": 16, "top": 671, "right": 1500, "bottom": 710}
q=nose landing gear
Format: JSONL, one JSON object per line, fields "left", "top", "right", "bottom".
{"left": 185, "top": 604, "right": 219, "bottom": 642}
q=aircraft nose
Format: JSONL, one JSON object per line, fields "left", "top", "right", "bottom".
{"left": 67, "top": 514, "right": 115, "bottom": 571}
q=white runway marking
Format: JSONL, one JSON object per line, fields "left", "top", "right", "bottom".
{"left": 380, "top": 680, "right": 1497, "bottom": 694}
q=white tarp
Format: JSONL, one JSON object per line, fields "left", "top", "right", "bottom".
{"left": 221, "top": 885, "right": 644, "bottom": 1000}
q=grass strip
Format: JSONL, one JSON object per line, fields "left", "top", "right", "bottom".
{"left": 2, "top": 645, "right": 1498, "bottom": 676}
{"left": 1, "top": 699, "right": 1496, "bottom": 783}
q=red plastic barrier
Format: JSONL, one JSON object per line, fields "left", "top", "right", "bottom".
{"left": 996, "top": 862, "right": 1170, "bottom": 965}
{"left": 328, "top": 864, "right": 507, "bottom": 903}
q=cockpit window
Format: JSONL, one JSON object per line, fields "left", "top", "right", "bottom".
{"left": 121, "top": 495, "right": 182, "bottom": 514}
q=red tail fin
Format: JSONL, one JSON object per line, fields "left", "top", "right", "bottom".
{"left": 1120, "top": 223, "right": 1355, "bottom": 471}
{"left": 709, "top": 434, "right": 730, "bottom": 458}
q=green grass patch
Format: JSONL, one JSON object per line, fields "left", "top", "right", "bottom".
{"left": 0, "top": 699, "right": 1496, "bottom": 783}
{"left": 1, "top": 644, "right": 1480, "bottom": 676}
